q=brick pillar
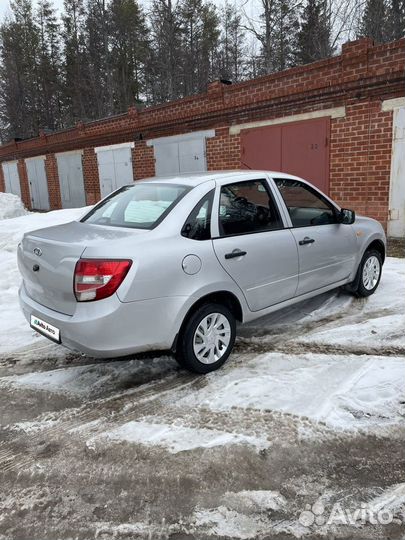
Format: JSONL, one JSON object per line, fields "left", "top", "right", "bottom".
{"left": 133, "top": 141, "right": 155, "bottom": 179}
{"left": 45, "top": 154, "right": 62, "bottom": 210}
{"left": 17, "top": 159, "right": 31, "bottom": 209}
{"left": 206, "top": 127, "right": 241, "bottom": 170}
{"left": 82, "top": 147, "right": 101, "bottom": 205}
{"left": 0, "top": 163, "right": 5, "bottom": 192}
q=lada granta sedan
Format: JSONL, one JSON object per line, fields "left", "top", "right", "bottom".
{"left": 18, "top": 171, "right": 386, "bottom": 373}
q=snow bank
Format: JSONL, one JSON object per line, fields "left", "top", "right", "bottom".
{"left": 0, "top": 206, "right": 90, "bottom": 354}
{"left": 0, "top": 192, "right": 29, "bottom": 220}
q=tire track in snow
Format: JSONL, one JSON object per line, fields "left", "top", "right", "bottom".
{"left": 0, "top": 370, "right": 205, "bottom": 473}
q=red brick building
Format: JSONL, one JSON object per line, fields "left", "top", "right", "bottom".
{"left": 0, "top": 37, "right": 404, "bottom": 237}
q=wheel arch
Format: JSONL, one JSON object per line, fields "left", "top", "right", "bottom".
{"left": 171, "top": 290, "right": 243, "bottom": 352}
{"left": 365, "top": 239, "right": 385, "bottom": 264}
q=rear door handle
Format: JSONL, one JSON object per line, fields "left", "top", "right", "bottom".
{"left": 299, "top": 237, "right": 315, "bottom": 246}
{"left": 225, "top": 250, "right": 247, "bottom": 259}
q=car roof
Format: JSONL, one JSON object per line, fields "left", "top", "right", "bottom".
{"left": 137, "top": 170, "right": 301, "bottom": 187}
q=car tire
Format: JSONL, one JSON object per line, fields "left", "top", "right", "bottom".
{"left": 353, "top": 249, "right": 383, "bottom": 297}
{"left": 175, "top": 303, "right": 236, "bottom": 374}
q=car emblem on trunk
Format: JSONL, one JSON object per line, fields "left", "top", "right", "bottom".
{"left": 33, "top": 247, "right": 42, "bottom": 257}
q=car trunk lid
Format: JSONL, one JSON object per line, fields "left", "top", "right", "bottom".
{"left": 18, "top": 221, "right": 138, "bottom": 316}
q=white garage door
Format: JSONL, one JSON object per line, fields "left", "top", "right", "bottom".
{"left": 26, "top": 157, "right": 50, "bottom": 211}
{"left": 148, "top": 130, "right": 215, "bottom": 177}
{"left": 2, "top": 161, "right": 21, "bottom": 197}
{"left": 388, "top": 105, "right": 405, "bottom": 238}
{"left": 95, "top": 143, "right": 134, "bottom": 198}
{"left": 56, "top": 151, "right": 86, "bottom": 209}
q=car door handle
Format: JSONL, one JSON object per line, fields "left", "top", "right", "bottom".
{"left": 299, "top": 237, "right": 315, "bottom": 246}
{"left": 225, "top": 250, "right": 247, "bottom": 259}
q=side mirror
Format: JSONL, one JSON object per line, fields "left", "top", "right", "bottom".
{"left": 339, "top": 208, "right": 355, "bottom": 225}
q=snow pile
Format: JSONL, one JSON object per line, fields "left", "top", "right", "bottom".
{"left": 0, "top": 192, "right": 29, "bottom": 220}
{"left": 0, "top": 205, "right": 90, "bottom": 354}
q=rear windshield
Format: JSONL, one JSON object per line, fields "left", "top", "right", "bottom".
{"left": 82, "top": 183, "right": 190, "bottom": 229}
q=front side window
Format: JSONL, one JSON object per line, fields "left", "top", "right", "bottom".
{"left": 219, "top": 180, "right": 282, "bottom": 236}
{"left": 182, "top": 190, "right": 214, "bottom": 240}
{"left": 274, "top": 178, "right": 337, "bottom": 227}
{"left": 82, "top": 183, "right": 190, "bottom": 229}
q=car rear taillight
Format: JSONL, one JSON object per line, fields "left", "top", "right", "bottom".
{"left": 74, "top": 259, "right": 132, "bottom": 302}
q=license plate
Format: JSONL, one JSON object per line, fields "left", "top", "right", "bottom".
{"left": 30, "top": 315, "right": 60, "bottom": 343}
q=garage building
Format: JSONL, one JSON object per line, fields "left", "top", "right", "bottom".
{"left": 0, "top": 37, "right": 404, "bottom": 237}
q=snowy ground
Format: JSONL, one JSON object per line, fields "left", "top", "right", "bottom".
{"left": 0, "top": 199, "right": 404, "bottom": 539}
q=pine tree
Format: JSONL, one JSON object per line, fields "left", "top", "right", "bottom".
{"left": 109, "top": 0, "right": 150, "bottom": 111}
{"left": 85, "top": 0, "right": 113, "bottom": 117}
{"left": 146, "top": 0, "right": 183, "bottom": 103}
{"left": 255, "top": 0, "right": 300, "bottom": 75}
{"left": 178, "top": 0, "right": 220, "bottom": 95}
{"left": 216, "top": 1, "right": 247, "bottom": 82}
{"left": 385, "top": 0, "right": 405, "bottom": 40}
{"left": 0, "top": 0, "right": 40, "bottom": 140}
{"left": 297, "top": 0, "right": 334, "bottom": 65}
{"left": 62, "top": 0, "right": 90, "bottom": 123}
{"left": 360, "top": 0, "right": 387, "bottom": 43}
{"left": 36, "top": 0, "right": 63, "bottom": 130}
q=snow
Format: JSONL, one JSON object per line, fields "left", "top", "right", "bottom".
{"left": 177, "top": 353, "right": 405, "bottom": 431}
{"left": 90, "top": 420, "right": 271, "bottom": 453}
{"left": 222, "top": 490, "right": 287, "bottom": 513}
{"left": 298, "top": 258, "right": 405, "bottom": 349}
{"left": 300, "top": 312, "right": 405, "bottom": 348}
{"left": 193, "top": 506, "right": 268, "bottom": 539}
{"left": 0, "top": 193, "right": 29, "bottom": 220}
{"left": 367, "top": 483, "right": 405, "bottom": 515}
{"left": 0, "top": 356, "right": 176, "bottom": 396}
{"left": 0, "top": 205, "right": 90, "bottom": 354}
{"left": 0, "top": 203, "right": 404, "bottom": 444}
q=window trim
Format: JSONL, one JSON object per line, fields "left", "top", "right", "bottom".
{"left": 272, "top": 177, "right": 340, "bottom": 229}
{"left": 181, "top": 189, "right": 215, "bottom": 241}
{"left": 214, "top": 178, "right": 285, "bottom": 239}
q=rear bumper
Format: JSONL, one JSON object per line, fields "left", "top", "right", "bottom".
{"left": 19, "top": 283, "right": 188, "bottom": 358}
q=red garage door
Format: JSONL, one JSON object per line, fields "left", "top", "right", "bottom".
{"left": 240, "top": 117, "right": 330, "bottom": 193}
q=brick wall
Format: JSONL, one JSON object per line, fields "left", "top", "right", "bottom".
{"left": 206, "top": 127, "right": 240, "bottom": 170}
{"left": 0, "top": 37, "right": 403, "bottom": 227}
{"left": 82, "top": 148, "right": 100, "bottom": 205}
{"left": 44, "top": 154, "right": 62, "bottom": 210}
{"left": 133, "top": 141, "right": 155, "bottom": 179}
{"left": 17, "top": 159, "right": 31, "bottom": 209}
{"left": 0, "top": 164, "right": 5, "bottom": 192}
{"left": 329, "top": 100, "right": 393, "bottom": 224}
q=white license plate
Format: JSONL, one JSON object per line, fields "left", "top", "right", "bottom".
{"left": 30, "top": 315, "right": 60, "bottom": 343}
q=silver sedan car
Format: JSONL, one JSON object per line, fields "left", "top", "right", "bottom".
{"left": 18, "top": 171, "right": 386, "bottom": 373}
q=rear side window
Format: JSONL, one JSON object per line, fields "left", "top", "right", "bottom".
{"left": 219, "top": 180, "right": 282, "bottom": 236}
{"left": 181, "top": 190, "right": 214, "bottom": 240}
{"left": 82, "top": 183, "right": 190, "bottom": 229}
{"left": 275, "top": 178, "right": 337, "bottom": 227}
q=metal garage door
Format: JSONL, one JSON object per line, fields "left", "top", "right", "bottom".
{"left": 241, "top": 118, "right": 330, "bottom": 193}
{"left": 56, "top": 152, "right": 86, "bottom": 208}
{"left": 2, "top": 161, "right": 21, "bottom": 197}
{"left": 26, "top": 157, "right": 50, "bottom": 210}
{"left": 96, "top": 144, "right": 134, "bottom": 198}
{"left": 388, "top": 106, "right": 405, "bottom": 238}
{"left": 148, "top": 130, "right": 215, "bottom": 177}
